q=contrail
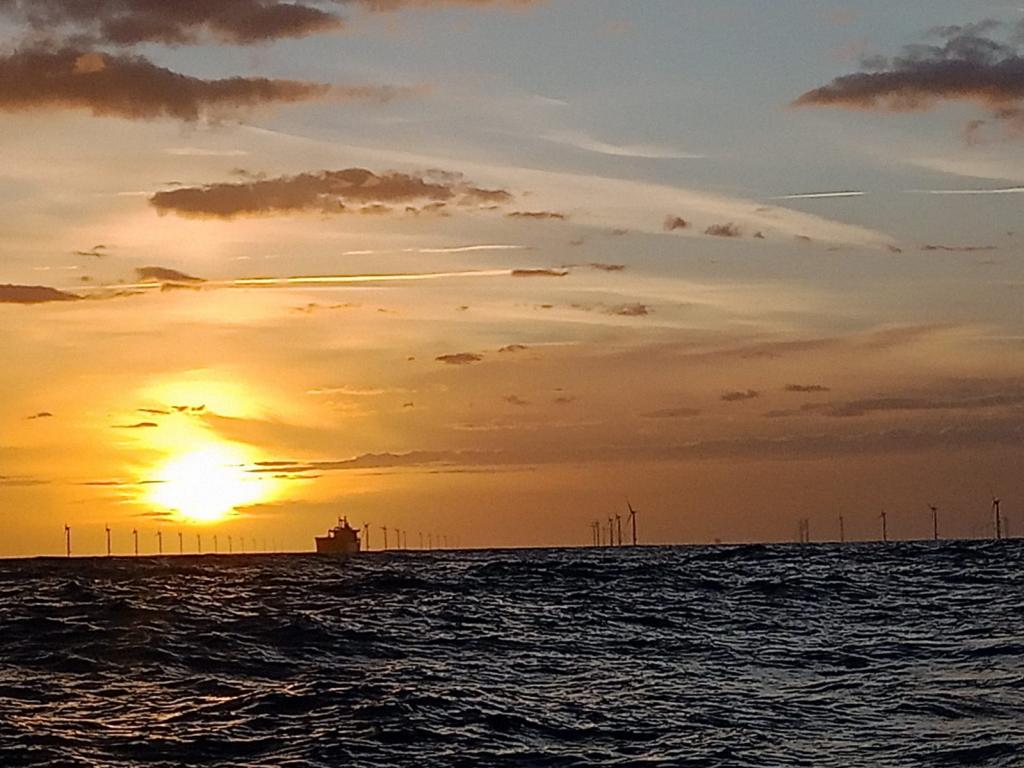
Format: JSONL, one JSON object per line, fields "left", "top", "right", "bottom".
{"left": 770, "top": 190, "right": 865, "bottom": 200}
{"left": 906, "top": 186, "right": 1024, "bottom": 196}
{"left": 342, "top": 244, "right": 528, "bottom": 256}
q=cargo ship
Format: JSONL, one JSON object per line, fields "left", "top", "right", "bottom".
{"left": 314, "top": 517, "right": 361, "bottom": 554}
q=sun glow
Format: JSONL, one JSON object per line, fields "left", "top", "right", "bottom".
{"left": 148, "top": 445, "right": 267, "bottom": 523}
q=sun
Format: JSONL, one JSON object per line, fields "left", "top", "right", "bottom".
{"left": 148, "top": 445, "right": 266, "bottom": 524}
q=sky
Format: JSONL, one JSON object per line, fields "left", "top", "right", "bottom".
{"left": 2, "top": 0, "right": 1024, "bottom": 556}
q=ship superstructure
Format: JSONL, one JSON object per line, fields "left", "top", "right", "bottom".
{"left": 315, "top": 517, "right": 361, "bottom": 554}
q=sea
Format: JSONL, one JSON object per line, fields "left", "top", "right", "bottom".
{"left": 0, "top": 541, "right": 1021, "bottom": 767}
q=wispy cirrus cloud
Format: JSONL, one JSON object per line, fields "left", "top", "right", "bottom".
{"left": 541, "top": 130, "right": 704, "bottom": 160}
{"left": 150, "top": 168, "right": 510, "bottom": 218}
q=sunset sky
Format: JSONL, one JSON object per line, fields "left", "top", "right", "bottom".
{"left": 3, "top": 0, "right": 1024, "bottom": 556}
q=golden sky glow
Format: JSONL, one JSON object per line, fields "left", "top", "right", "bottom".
{"left": 3, "top": 2, "right": 1024, "bottom": 556}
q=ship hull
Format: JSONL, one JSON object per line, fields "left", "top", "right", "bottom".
{"left": 315, "top": 537, "right": 360, "bottom": 555}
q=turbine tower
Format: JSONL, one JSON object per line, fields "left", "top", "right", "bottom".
{"left": 382, "top": 526, "right": 388, "bottom": 550}
{"left": 929, "top": 505, "right": 939, "bottom": 541}
{"left": 105, "top": 524, "right": 111, "bottom": 556}
{"left": 178, "top": 531, "right": 183, "bottom": 555}
{"left": 156, "top": 530, "right": 163, "bottom": 555}
{"left": 993, "top": 497, "right": 1002, "bottom": 540}
{"left": 627, "top": 501, "right": 638, "bottom": 546}
{"left": 64, "top": 524, "right": 71, "bottom": 558}
{"left": 132, "top": 528, "right": 139, "bottom": 556}
{"left": 880, "top": 510, "right": 888, "bottom": 543}
{"left": 839, "top": 514, "right": 845, "bottom": 544}
{"left": 615, "top": 514, "right": 623, "bottom": 547}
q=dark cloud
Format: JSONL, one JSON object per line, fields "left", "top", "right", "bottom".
{"left": 27, "top": 412, "right": 54, "bottom": 420}
{"left": 136, "top": 266, "right": 204, "bottom": 283}
{"left": 0, "top": 475, "right": 49, "bottom": 487}
{"left": 112, "top": 421, "right": 159, "bottom": 429}
{"left": 511, "top": 268, "right": 569, "bottom": 278}
{"left": 793, "top": 20, "right": 1024, "bottom": 135}
{"left": 150, "top": 168, "right": 510, "bottom": 219}
{"left": 498, "top": 344, "right": 528, "bottom": 353}
{"left": 642, "top": 407, "right": 701, "bottom": 419}
{"left": 721, "top": 389, "right": 761, "bottom": 402}
{"left": 0, "top": 0, "right": 343, "bottom": 45}
{"left": 503, "top": 395, "right": 530, "bottom": 406}
{"left": 606, "top": 303, "right": 650, "bottom": 317}
{"left": 664, "top": 215, "right": 689, "bottom": 231}
{"left": 74, "top": 244, "right": 107, "bottom": 258}
{"left": 588, "top": 263, "right": 626, "bottom": 272}
{"left": 0, "top": 0, "right": 545, "bottom": 47}
{"left": 0, "top": 283, "right": 80, "bottom": 304}
{"left": 705, "top": 222, "right": 742, "bottom": 238}
{"left": 243, "top": 414, "right": 1024, "bottom": 472}
{"left": 138, "top": 408, "right": 170, "bottom": 415}
{"left": 785, "top": 384, "right": 831, "bottom": 393}
{"left": 506, "top": 211, "right": 568, "bottom": 221}
{"left": 823, "top": 388, "right": 1024, "bottom": 418}
{"left": 921, "top": 244, "right": 997, "bottom": 252}
{"left": 436, "top": 352, "right": 483, "bottom": 365}
{"left": 570, "top": 302, "right": 651, "bottom": 317}
{"left": 0, "top": 48, "right": 341, "bottom": 121}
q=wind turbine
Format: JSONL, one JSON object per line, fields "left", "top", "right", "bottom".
{"left": 627, "top": 501, "right": 638, "bottom": 546}
{"left": 839, "top": 514, "right": 845, "bottom": 544}
{"left": 156, "top": 530, "right": 163, "bottom": 555}
{"left": 382, "top": 526, "right": 388, "bottom": 550}
{"left": 64, "top": 524, "right": 71, "bottom": 558}
{"left": 615, "top": 514, "right": 623, "bottom": 547}
{"left": 132, "top": 528, "right": 139, "bottom": 556}
{"left": 929, "top": 505, "right": 939, "bottom": 541}
{"left": 880, "top": 510, "right": 888, "bottom": 543}
{"left": 993, "top": 497, "right": 1002, "bottom": 540}
{"left": 105, "top": 524, "right": 111, "bottom": 556}
{"left": 607, "top": 516, "right": 614, "bottom": 547}
{"left": 178, "top": 531, "right": 183, "bottom": 555}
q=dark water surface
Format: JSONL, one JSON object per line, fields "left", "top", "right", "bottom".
{"left": 0, "top": 542, "right": 1022, "bottom": 767}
